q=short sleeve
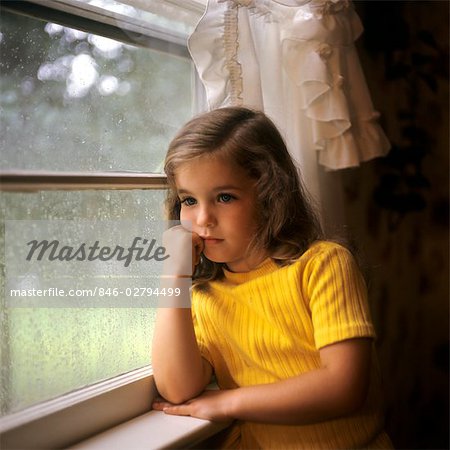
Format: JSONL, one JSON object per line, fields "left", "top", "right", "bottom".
{"left": 306, "top": 243, "right": 376, "bottom": 349}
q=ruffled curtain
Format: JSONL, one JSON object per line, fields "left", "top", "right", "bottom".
{"left": 188, "top": 0, "right": 390, "bottom": 225}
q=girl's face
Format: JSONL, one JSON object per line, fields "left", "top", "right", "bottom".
{"left": 175, "top": 155, "right": 267, "bottom": 273}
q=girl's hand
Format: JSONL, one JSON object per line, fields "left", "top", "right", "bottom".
{"left": 162, "top": 225, "right": 204, "bottom": 276}
{"left": 191, "top": 231, "right": 204, "bottom": 271}
{"left": 152, "top": 389, "right": 236, "bottom": 423}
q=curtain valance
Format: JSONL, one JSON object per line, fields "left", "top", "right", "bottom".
{"left": 188, "top": 0, "right": 390, "bottom": 172}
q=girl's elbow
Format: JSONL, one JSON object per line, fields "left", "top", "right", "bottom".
{"left": 160, "top": 390, "right": 192, "bottom": 405}
{"left": 153, "top": 376, "right": 204, "bottom": 405}
{"left": 340, "top": 381, "right": 370, "bottom": 415}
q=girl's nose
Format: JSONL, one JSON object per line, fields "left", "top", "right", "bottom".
{"left": 196, "top": 206, "right": 216, "bottom": 228}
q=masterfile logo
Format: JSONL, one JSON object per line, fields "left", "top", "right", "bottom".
{"left": 25, "top": 236, "right": 169, "bottom": 267}
{"left": 5, "top": 220, "right": 192, "bottom": 308}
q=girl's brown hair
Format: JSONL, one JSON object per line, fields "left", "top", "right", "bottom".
{"left": 164, "top": 106, "right": 323, "bottom": 283}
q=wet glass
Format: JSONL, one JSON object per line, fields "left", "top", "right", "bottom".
{"left": 0, "top": 9, "right": 193, "bottom": 172}
{"left": 0, "top": 189, "right": 166, "bottom": 415}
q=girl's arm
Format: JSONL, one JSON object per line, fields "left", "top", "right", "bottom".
{"left": 153, "top": 337, "right": 372, "bottom": 425}
{"left": 152, "top": 306, "right": 213, "bottom": 404}
{"left": 152, "top": 226, "right": 212, "bottom": 404}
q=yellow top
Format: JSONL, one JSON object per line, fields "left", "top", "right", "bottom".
{"left": 192, "top": 241, "right": 391, "bottom": 449}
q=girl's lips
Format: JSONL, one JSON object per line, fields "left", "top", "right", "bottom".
{"left": 202, "top": 237, "right": 223, "bottom": 245}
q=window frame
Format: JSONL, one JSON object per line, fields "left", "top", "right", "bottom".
{"left": 1, "top": 0, "right": 192, "bottom": 57}
{"left": 0, "top": 368, "right": 154, "bottom": 449}
{"left": 0, "top": 1, "right": 210, "bottom": 447}
{"left": 0, "top": 172, "right": 168, "bottom": 191}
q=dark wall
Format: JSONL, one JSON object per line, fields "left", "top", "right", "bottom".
{"left": 341, "top": 2, "right": 449, "bottom": 449}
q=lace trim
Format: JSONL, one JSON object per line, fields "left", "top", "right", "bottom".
{"left": 219, "top": 1, "right": 243, "bottom": 105}
{"left": 221, "top": 0, "right": 278, "bottom": 21}
{"left": 225, "top": 0, "right": 351, "bottom": 18}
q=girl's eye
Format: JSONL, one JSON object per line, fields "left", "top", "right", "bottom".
{"left": 180, "top": 197, "right": 196, "bottom": 206}
{"left": 218, "top": 193, "right": 235, "bottom": 203}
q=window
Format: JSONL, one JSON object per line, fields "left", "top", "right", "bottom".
{"left": 0, "top": 0, "right": 205, "bottom": 446}
{"left": 1, "top": 1, "right": 194, "bottom": 172}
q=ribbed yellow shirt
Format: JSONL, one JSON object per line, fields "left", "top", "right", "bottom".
{"left": 192, "top": 241, "right": 392, "bottom": 449}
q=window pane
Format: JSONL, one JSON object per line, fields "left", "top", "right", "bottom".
{"left": 74, "top": 0, "right": 202, "bottom": 35}
{"left": 0, "top": 10, "right": 192, "bottom": 172}
{"left": 0, "top": 189, "right": 165, "bottom": 415}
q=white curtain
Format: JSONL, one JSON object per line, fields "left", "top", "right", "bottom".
{"left": 188, "top": 0, "right": 390, "bottom": 229}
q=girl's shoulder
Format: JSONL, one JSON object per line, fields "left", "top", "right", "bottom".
{"left": 309, "top": 239, "right": 352, "bottom": 251}
{"left": 287, "top": 239, "right": 360, "bottom": 276}
{"left": 297, "top": 239, "right": 354, "bottom": 262}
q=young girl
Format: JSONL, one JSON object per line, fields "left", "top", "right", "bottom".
{"left": 152, "top": 107, "right": 393, "bottom": 449}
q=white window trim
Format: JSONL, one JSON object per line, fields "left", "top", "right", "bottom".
{"left": 2, "top": 0, "right": 192, "bottom": 58}
{"left": 0, "top": 368, "right": 153, "bottom": 448}
{"left": 27, "top": 0, "right": 199, "bottom": 45}
{"left": 0, "top": 367, "right": 228, "bottom": 449}
{"left": 0, "top": 171, "right": 168, "bottom": 191}
{"left": 69, "top": 395, "right": 229, "bottom": 450}
{"left": 68, "top": 409, "right": 228, "bottom": 450}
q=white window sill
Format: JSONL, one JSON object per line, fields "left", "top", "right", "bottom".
{"left": 68, "top": 410, "right": 229, "bottom": 450}
{"left": 0, "top": 367, "right": 229, "bottom": 450}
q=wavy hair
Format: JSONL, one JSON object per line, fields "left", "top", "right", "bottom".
{"left": 164, "top": 107, "right": 323, "bottom": 284}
